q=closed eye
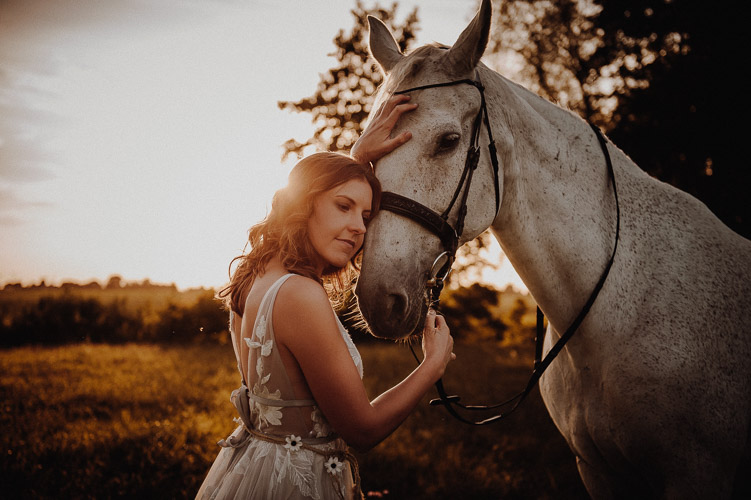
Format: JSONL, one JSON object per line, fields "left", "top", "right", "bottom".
{"left": 436, "top": 132, "right": 460, "bottom": 153}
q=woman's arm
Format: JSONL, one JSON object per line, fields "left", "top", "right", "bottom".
{"left": 350, "top": 94, "right": 418, "bottom": 165}
{"left": 273, "top": 276, "right": 454, "bottom": 452}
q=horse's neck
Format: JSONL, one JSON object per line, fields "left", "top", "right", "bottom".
{"left": 484, "top": 68, "right": 621, "bottom": 331}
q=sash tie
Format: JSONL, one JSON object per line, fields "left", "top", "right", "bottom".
{"left": 217, "top": 384, "right": 254, "bottom": 448}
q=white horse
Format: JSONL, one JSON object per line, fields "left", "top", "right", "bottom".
{"left": 355, "top": 1, "right": 751, "bottom": 498}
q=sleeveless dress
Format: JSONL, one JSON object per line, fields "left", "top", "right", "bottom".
{"left": 196, "top": 274, "right": 363, "bottom": 500}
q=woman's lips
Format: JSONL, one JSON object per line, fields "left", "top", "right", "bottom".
{"left": 337, "top": 238, "right": 355, "bottom": 250}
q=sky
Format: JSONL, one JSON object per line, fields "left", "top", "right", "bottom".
{"left": 0, "top": 0, "right": 526, "bottom": 292}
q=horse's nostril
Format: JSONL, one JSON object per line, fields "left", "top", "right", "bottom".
{"left": 385, "top": 292, "right": 408, "bottom": 322}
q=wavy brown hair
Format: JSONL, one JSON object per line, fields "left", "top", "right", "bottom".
{"left": 219, "top": 152, "right": 381, "bottom": 316}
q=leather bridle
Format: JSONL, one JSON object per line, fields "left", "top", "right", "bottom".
{"left": 378, "top": 73, "right": 621, "bottom": 425}
{"left": 381, "top": 71, "right": 501, "bottom": 304}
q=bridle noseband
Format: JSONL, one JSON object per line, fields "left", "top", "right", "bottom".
{"left": 381, "top": 71, "right": 501, "bottom": 303}
{"left": 377, "top": 72, "right": 621, "bottom": 425}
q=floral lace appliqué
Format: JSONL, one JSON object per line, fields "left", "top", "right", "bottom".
{"left": 245, "top": 312, "right": 283, "bottom": 426}
{"left": 245, "top": 314, "right": 273, "bottom": 357}
{"left": 310, "top": 407, "right": 332, "bottom": 438}
{"left": 255, "top": 314, "right": 268, "bottom": 340}
{"left": 275, "top": 445, "right": 317, "bottom": 498}
{"left": 251, "top": 385, "right": 283, "bottom": 427}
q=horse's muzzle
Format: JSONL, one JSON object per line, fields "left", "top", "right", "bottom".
{"left": 355, "top": 280, "right": 422, "bottom": 339}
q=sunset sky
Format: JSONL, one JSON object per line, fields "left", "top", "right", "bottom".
{"left": 0, "top": 0, "right": 526, "bottom": 291}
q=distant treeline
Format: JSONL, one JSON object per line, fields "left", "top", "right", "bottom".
{"left": 0, "top": 288, "right": 227, "bottom": 347}
{"left": 0, "top": 280, "right": 535, "bottom": 348}
{"left": 2, "top": 275, "right": 177, "bottom": 292}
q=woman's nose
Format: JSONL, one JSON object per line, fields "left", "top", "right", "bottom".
{"left": 350, "top": 214, "right": 366, "bottom": 234}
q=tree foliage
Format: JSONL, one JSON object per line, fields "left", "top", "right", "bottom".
{"left": 439, "top": 283, "right": 508, "bottom": 342}
{"left": 447, "top": 230, "right": 499, "bottom": 287}
{"left": 491, "top": 0, "right": 749, "bottom": 237}
{"left": 278, "top": 1, "right": 419, "bottom": 160}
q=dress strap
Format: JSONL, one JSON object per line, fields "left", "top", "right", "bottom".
{"left": 256, "top": 273, "right": 296, "bottom": 330}
{"left": 237, "top": 273, "right": 297, "bottom": 389}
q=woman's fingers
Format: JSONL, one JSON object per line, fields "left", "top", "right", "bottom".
{"left": 396, "top": 130, "right": 413, "bottom": 146}
{"left": 434, "top": 315, "right": 455, "bottom": 361}
{"left": 421, "top": 310, "right": 455, "bottom": 376}
{"left": 434, "top": 314, "right": 447, "bottom": 332}
{"left": 378, "top": 94, "right": 412, "bottom": 117}
{"left": 379, "top": 131, "right": 412, "bottom": 156}
{"left": 391, "top": 99, "right": 418, "bottom": 117}
{"left": 374, "top": 99, "right": 417, "bottom": 135}
{"left": 383, "top": 103, "right": 418, "bottom": 131}
{"left": 423, "top": 308, "right": 437, "bottom": 332}
{"left": 350, "top": 94, "right": 418, "bottom": 164}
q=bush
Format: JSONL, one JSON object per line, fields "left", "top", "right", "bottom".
{"left": 0, "top": 291, "right": 228, "bottom": 347}
{"left": 440, "top": 283, "right": 508, "bottom": 342}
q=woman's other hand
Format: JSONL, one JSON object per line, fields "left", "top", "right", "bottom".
{"left": 350, "top": 94, "right": 417, "bottom": 165}
{"left": 420, "top": 309, "right": 455, "bottom": 380}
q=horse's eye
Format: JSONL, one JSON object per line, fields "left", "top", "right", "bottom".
{"left": 437, "top": 132, "right": 460, "bottom": 152}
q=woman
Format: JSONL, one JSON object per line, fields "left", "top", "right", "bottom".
{"left": 197, "top": 95, "right": 455, "bottom": 500}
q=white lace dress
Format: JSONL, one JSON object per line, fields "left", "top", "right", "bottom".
{"left": 196, "top": 274, "right": 363, "bottom": 500}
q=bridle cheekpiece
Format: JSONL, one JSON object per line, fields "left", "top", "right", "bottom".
{"left": 380, "top": 71, "right": 501, "bottom": 306}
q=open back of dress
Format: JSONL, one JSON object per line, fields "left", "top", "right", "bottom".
{"left": 197, "top": 274, "right": 362, "bottom": 500}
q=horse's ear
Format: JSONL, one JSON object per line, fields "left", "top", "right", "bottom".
{"left": 367, "top": 15, "right": 404, "bottom": 75}
{"left": 445, "top": 0, "right": 492, "bottom": 75}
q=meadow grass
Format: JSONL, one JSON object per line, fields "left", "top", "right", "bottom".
{"left": 0, "top": 341, "right": 587, "bottom": 499}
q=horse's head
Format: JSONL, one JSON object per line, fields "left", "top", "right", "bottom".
{"left": 356, "top": 0, "right": 502, "bottom": 339}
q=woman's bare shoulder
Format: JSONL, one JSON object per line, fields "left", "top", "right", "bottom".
{"left": 274, "top": 275, "right": 339, "bottom": 341}
{"left": 276, "top": 275, "right": 330, "bottom": 309}
{"left": 274, "top": 275, "right": 334, "bottom": 326}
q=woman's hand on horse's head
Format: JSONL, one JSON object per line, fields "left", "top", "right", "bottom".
{"left": 351, "top": 94, "right": 417, "bottom": 166}
{"left": 421, "top": 309, "right": 455, "bottom": 380}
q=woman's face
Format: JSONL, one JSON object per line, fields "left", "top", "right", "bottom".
{"left": 307, "top": 177, "right": 373, "bottom": 274}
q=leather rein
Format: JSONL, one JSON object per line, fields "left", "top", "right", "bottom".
{"left": 380, "top": 73, "right": 621, "bottom": 425}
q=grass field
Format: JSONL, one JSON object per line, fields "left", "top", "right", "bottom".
{"left": 0, "top": 340, "right": 588, "bottom": 499}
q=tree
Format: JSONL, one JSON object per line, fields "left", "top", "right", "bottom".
{"left": 105, "top": 275, "right": 122, "bottom": 290}
{"left": 278, "top": 1, "right": 419, "bottom": 160}
{"left": 490, "top": 0, "right": 750, "bottom": 237}
{"left": 601, "top": 1, "right": 750, "bottom": 237}
{"left": 491, "top": 0, "right": 679, "bottom": 124}
{"left": 509, "top": 297, "right": 527, "bottom": 328}
{"left": 447, "top": 231, "right": 500, "bottom": 288}
{"left": 439, "top": 283, "right": 507, "bottom": 342}
{"left": 492, "top": 0, "right": 605, "bottom": 122}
